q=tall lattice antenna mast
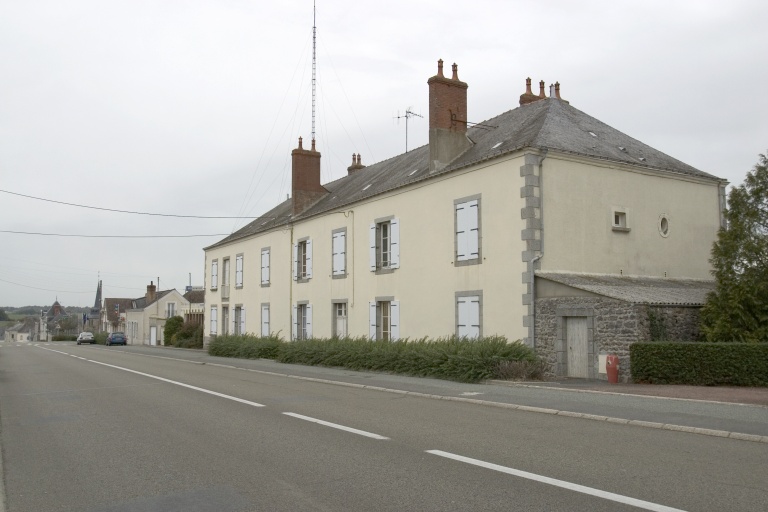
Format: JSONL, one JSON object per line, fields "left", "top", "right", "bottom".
{"left": 312, "top": 1, "right": 317, "bottom": 142}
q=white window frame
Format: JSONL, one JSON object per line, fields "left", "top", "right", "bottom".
{"left": 261, "top": 247, "right": 270, "bottom": 286}
{"left": 235, "top": 254, "right": 244, "bottom": 288}
{"left": 369, "top": 217, "right": 400, "bottom": 272}
{"left": 456, "top": 291, "right": 482, "bottom": 339}
{"left": 293, "top": 238, "right": 313, "bottom": 281}
{"left": 332, "top": 228, "right": 347, "bottom": 278}
{"left": 292, "top": 302, "right": 312, "bottom": 340}
{"left": 261, "top": 303, "right": 270, "bottom": 337}
{"left": 210, "top": 306, "right": 218, "bottom": 335}
{"left": 332, "top": 300, "right": 348, "bottom": 338}
{"left": 211, "top": 260, "right": 218, "bottom": 290}
{"left": 369, "top": 298, "right": 399, "bottom": 341}
{"left": 166, "top": 302, "right": 176, "bottom": 319}
{"left": 455, "top": 196, "right": 481, "bottom": 265}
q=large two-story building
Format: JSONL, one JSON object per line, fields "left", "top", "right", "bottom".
{"left": 203, "top": 61, "right": 726, "bottom": 379}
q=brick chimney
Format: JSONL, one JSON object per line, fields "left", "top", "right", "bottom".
{"left": 291, "top": 137, "right": 328, "bottom": 216}
{"left": 427, "top": 59, "right": 472, "bottom": 172}
{"left": 519, "top": 77, "right": 539, "bottom": 105}
{"left": 347, "top": 153, "right": 366, "bottom": 175}
{"left": 146, "top": 281, "right": 156, "bottom": 303}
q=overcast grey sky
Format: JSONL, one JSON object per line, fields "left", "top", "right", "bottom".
{"left": 1, "top": 0, "right": 766, "bottom": 308}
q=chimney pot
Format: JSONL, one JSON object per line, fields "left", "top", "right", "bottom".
{"left": 549, "top": 84, "right": 555, "bottom": 97}
{"left": 451, "top": 63, "right": 459, "bottom": 80}
{"left": 555, "top": 82, "right": 561, "bottom": 99}
{"left": 298, "top": 136, "right": 303, "bottom": 150}
{"left": 437, "top": 59, "right": 444, "bottom": 77}
{"left": 519, "top": 77, "right": 540, "bottom": 106}
{"left": 539, "top": 80, "right": 546, "bottom": 98}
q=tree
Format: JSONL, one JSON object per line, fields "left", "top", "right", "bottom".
{"left": 164, "top": 316, "right": 184, "bottom": 343}
{"left": 701, "top": 151, "right": 768, "bottom": 342}
{"left": 0, "top": 309, "right": 8, "bottom": 321}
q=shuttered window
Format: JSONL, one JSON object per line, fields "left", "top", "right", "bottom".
{"left": 261, "top": 248, "right": 270, "bottom": 285}
{"left": 457, "top": 295, "right": 481, "bottom": 339}
{"left": 235, "top": 254, "right": 243, "bottom": 288}
{"left": 369, "top": 300, "right": 400, "bottom": 340}
{"left": 369, "top": 218, "right": 400, "bottom": 271}
{"left": 261, "top": 304, "right": 270, "bottom": 337}
{"left": 210, "top": 306, "right": 218, "bottom": 335}
{"left": 456, "top": 198, "right": 480, "bottom": 263}
{"left": 211, "top": 260, "right": 218, "bottom": 290}
{"left": 332, "top": 230, "right": 346, "bottom": 276}
{"left": 292, "top": 303, "right": 312, "bottom": 340}
{"left": 293, "top": 239, "right": 313, "bottom": 280}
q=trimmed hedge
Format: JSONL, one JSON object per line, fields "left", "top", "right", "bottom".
{"left": 208, "top": 335, "right": 538, "bottom": 383}
{"left": 631, "top": 342, "right": 768, "bottom": 386}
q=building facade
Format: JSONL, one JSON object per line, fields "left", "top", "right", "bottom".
{"left": 203, "top": 62, "right": 725, "bottom": 379}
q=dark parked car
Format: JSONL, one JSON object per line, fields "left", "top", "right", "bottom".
{"left": 106, "top": 332, "right": 127, "bottom": 346}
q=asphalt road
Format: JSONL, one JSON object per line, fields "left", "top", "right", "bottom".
{"left": 1, "top": 342, "right": 766, "bottom": 512}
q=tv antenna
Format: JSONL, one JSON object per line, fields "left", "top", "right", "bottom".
{"left": 394, "top": 108, "right": 422, "bottom": 153}
{"left": 311, "top": 0, "right": 317, "bottom": 142}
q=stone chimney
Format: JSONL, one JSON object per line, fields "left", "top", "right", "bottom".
{"left": 427, "top": 59, "right": 472, "bottom": 172}
{"left": 291, "top": 137, "right": 328, "bottom": 216}
{"left": 146, "top": 281, "right": 156, "bottom": 303}
{"left": 347, "top": 153, "right": 366, "bottom": 175}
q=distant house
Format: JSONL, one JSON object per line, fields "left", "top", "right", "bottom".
{"left": 202, "top": 61, "right": 726, "bottom": 381}
{"left": 4, "top": 320, "right": 34, "bottom": 342}
{"left": 101, "top": 297, "right": 134, "bottom": 334}
{"left": 181, "top": 287, "right": 205, "bottom": 325}
{"left": 125, "top": 282, "right": 189, "bottom": 345}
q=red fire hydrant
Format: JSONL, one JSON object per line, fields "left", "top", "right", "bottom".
{"left": 606, "top": 355, "right": 619, "bottom": 384}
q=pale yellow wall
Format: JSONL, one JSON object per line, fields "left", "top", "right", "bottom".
{"left": 126, "top": 290, "right": 188, "bottom": 345}
{"left": 204, "top": 154, "right": 530, "bottom": 343}
{"left": 540, "top": 155, "right": 721, "bottom": 279}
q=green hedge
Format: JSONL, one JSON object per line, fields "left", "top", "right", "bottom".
{"left": 630, "top": 342, "right": 768, "bottom": 386}
{"left": 208, "top": 335, "right": 538, "bottom": 383}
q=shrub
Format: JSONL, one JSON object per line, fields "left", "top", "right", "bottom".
{"left": 208, "top": 334, "right": 541, "bottom": 383}
{"left": 94, "top": 332, "right": 108, "bottom": 345}
{"left": 164, "top": 316, "right": 184, "bottom": 342}
{"left": 631, "top": 342, "right": 768, "bottom": 386}
{"left": 168, "top": 321, "right": 204, "bottom": 349}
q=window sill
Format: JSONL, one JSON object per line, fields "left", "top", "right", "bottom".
{"left": 612, "top": 227, "right": 631, "bottom": 233}
{"left": 260, "top": 283, "right": 270, "bottom": 288}
{"left": 332, "top": 273, "right": 348, "bottom": 280}
{"left": 374, "top": 267, "right": 396, "bottom": 275}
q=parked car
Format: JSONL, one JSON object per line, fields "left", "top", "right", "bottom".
{"left": 106, "top": 332, "right": 127, "bottom": 346}
{"left": 76, "top": 332, "right": 95, "bottom": 345}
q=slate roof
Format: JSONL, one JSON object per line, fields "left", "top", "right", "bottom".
{"left": 130, "top": 290, "right": 174, "bottom": 310}
{"left": 183, "top": 289, "right": 205, "bottom": 304}
{"left": 536, "top": 272, "right": 716, "bottom": 306}
{"left": 207, "top": 98, "right": 724, "bottom": 250}
{"left": 103, "top": 298, "right": 134, "bottom": 323}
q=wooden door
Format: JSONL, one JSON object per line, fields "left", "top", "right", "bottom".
{"left": 566, "top": 317, "right": 588, "bottom": 378}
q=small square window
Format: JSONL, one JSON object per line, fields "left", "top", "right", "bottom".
{"left": 612, "top": 209, "right": 630, "bottom": 232}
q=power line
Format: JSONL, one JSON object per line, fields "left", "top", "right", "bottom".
{"left": 0, "top": 189, "right": 273, "bottom": 219}
{"left": 0, "top": 230, "right": 228, "bottom": 238}
{"left": 0, "top": 277, "right": 94, "bottom": 294}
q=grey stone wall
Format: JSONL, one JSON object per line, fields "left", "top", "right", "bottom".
{"left": 639, "top": 305, "right": 704, "bottom": 342}
{"left": 535, "top": 298, "right": 705, "bottom": 381}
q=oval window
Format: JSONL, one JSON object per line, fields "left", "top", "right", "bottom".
{"left": 659, "top": 214, "right": 669, "bottom": 237}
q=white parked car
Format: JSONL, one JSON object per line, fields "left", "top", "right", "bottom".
{"left": 76, "top": 332, "right": 95, "bottom": 345}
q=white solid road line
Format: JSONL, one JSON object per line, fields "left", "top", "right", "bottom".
{"left": 283, "top": 412, "right": 389, "bottom": 440}
{"left": 426, "top": 450, "right": 687, "bottom": 512}
{"left": 38, "top": 346, "right": 265, "bottom": 408}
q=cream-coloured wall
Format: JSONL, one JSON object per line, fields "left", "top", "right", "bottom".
{"left": 204, "top": 154, "right": 530, "bottom": 343}
{"left": 127, "top": 290, "right": 188, "bottom": 345}
{"left": 541, "top": 155, "right": 721, "bottom": 279}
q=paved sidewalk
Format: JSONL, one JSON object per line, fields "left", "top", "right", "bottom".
{"left": 502, "top": 379, "right": 768, "bottom": 407}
